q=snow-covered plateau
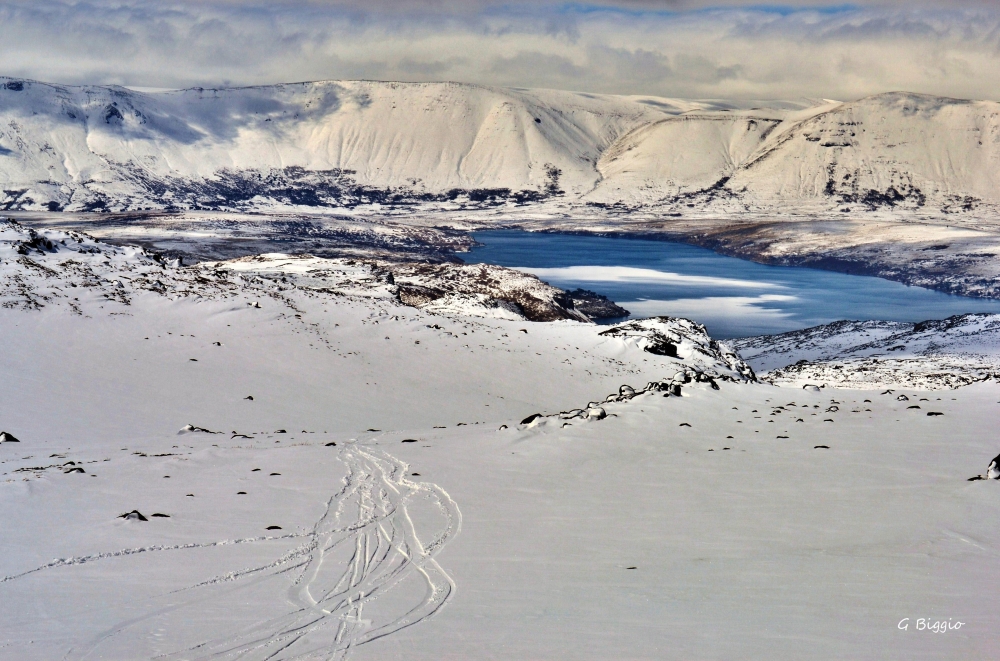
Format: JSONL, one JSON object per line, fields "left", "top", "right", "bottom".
{"left": 2, "top": 219, "right": 1000, "bottom": 660}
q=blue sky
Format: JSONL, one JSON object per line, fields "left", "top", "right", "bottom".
{"left": 0, "top": 1, "right": 997, "bottom": 100}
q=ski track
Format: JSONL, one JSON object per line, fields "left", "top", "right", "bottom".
{"left": 3, "top": 443, "right": 461, "bottom": 661}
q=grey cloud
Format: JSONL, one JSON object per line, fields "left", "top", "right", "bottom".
{"left": 397, "top": 57, "right": 468, "bottom": 76}
{"left": 0, "top": 1, "right": 997, "bottom": 102}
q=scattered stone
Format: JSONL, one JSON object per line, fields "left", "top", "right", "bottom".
{"left": 499, "top": 424, "right": 508, "bottom": 430}
{"left": 0, "top": 431, "right": 20, "bottom": 443}
{"left": 266, "top": 525, "right": 282, "bottom": 530}
{"left": 587, "top": 407, "right": 607, "bottom": 420}
{"left": 366, "top": 428, "right": 380, "bottom": 432}
{"left": 927, "top": 411, "right": 943, "bottom": 416}
{"left": 244, "top": 395, "right": 254, "bottom": 401}
{"left": 679, "top": 423, "right": 691, "bottom": 427}
{"left": 814, "top": 445, "right": 830, "bottom": 449}
{"left": 897, "top": 394, "right": 909, "bottom": 401}
{"left": 269, "top": 472, "right": 281, "bottom": 476}
{"left": 120, "top": 510, "right": 148, "bottom": 521}
{"left": 178, "top": 424, "right": 219, "bottom": 435}
{"left": 520, "top": 413, "right": 542, "bottom": 425}
{"left": 777, "top": 436, "right": 789, "bottom": 439}
{"left": 275, "top": 429, "right": 287, "bottom": 434}
{"left": 402, "top": 439, "right": 418, "bottom": 443}
{"left": 237, "top": 491, "right": 247, "bottom": 494}
{"left": 907, "top": 405, "right": 921, "bottom": 409}
{"left": 64, "top": 467, "right": 85, "bottom": 474}
{"left": 151, "top": 513, "right": 170, "bottom": 518}
{"left": 411, "top": 473, "right": 421, "bottom": 476}
{"left": 325, "top": 441, "right": 337, "bottom": 446}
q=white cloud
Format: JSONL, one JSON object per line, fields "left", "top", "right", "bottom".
{"left": 0, "top": 2, "right": 997, "bottom": 100}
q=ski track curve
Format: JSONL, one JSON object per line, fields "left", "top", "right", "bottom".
{"left": 3, "top": 442, "right": 462, "bottom": 661}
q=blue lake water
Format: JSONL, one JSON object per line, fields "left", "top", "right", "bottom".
{"left": 464, "top": 230, "right": 1000, "bottom": 338}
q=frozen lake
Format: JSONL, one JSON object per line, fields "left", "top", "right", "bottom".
{"left": 465, "top": 230, "right": 1000, "bottom": 338}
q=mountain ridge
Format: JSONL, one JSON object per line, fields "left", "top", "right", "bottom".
{"left": 0, "top": 77, "right": 997, "bottom": 217}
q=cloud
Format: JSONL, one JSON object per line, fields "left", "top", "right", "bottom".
{"left": 0, "top": 1, "right": 997, "bottom": 100}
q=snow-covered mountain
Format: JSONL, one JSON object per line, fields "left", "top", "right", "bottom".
{"left": 0, "top": 78, "right": 675, "bottom": 211}
{"left": 589, "top": 92, "right": 1000, "bottom": 215}
{"left": 1, "top": 77, "right": 998, "bottom": 216}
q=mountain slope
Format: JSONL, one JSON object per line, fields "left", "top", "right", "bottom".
{"left": 0, "top": 78, "right": 999, "bottom": 217}
{"left": 589, "top": 92, "right": 1000, "bottom": 214}
{"left": 0, "top": 78, "right": 675, "bottom": 211}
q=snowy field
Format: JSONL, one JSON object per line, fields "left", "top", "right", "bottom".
{"left": 2, "top": 221, "right": 999, "bottom": 659}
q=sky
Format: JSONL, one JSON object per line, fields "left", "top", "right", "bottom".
{"left": 0, "top": 1, "right": 998, "bottom": 100}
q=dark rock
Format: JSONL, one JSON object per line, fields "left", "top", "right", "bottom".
{"left": 120, "top": 510, "right": 148, "bottom": 521}
{"left": 325, "top": 441, "right": 337, "bottom": 446}
{"left": 266, "top": 526, "right": 282, "bottom": 530}
{"left": 401, "top": 439, "right": 418, "bottom": 443}
{"left": 679, "top": 423, "right": 691, "bottom": 427}
{"left": 988, "top": 452, "right": 1000, "bottom": 479}
{"left": 566, "top": 288, "right": 629, "bottom": 319}
{"left": 520, "top": 413, "right": 542, "bottom": 425}
{"left": 151, "top": 513, "right": 170, "bottom": 518}
{"left": 0, "top": 431, "right": 20, "bottom": 443}
{"left": 927, "top": 412, "right": 944, "bottom": 416}
{"left": 179, "top": 424, "right": 219, "bottom": 434}
{"left": 814, "top": 445, "right": 830, "bottom": 449}
{"left": 244, "top": 395, "right": 254, "bottom": 400}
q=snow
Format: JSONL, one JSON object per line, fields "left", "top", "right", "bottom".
{"left": 736, "top": 314, "right": 1000, "bottom": 389}
{"left": 2, "top": 217, "right": 1000, "bottom": 659}
{"left": 1, "top": 78, "right": 999, "bottom": 221}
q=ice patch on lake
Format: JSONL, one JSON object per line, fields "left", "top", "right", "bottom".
{"left": 521, "top": 265, "right": 784, "bottom": 290}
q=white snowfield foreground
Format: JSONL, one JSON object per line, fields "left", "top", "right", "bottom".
{"left": 2, "top": 223, "right": 1000, "bottom": 659}
{"left": 0, "top": 76, "right": 999, "bottom": 217}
